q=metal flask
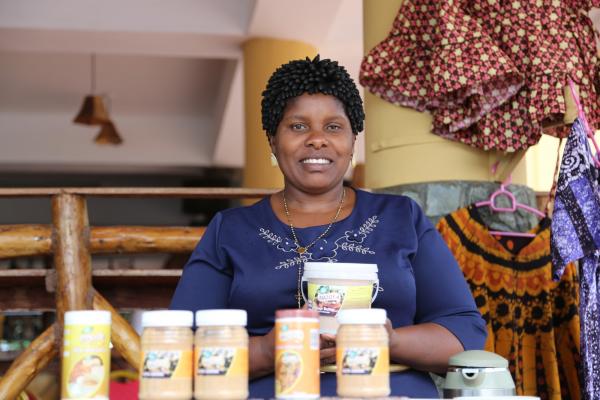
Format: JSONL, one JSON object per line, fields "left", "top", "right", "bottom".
{"left": 443, "top": 350, "right": 516, "bottom": 398}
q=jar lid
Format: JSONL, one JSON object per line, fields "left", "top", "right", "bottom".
{"left": 142, "top": 310, "right": 193, "bottom": 328}
{"left": 303, "top": 262, "right": 378, "bottom": 281}
{"left": 276, "top": 309, "right": 318, "bottom": 319}
{"left": 195, "top": 309, "right": 247, "bottom": 326}
{"left": 337, "top": 308, "right": 386, "bottom": 325}
{"left": 65, "top": 310, "right": 111, "bottom": 325}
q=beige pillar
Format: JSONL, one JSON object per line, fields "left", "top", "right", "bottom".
{"left": 362, "top": 1, "right": 526, "bottom": 188}
{"left": 242, "top": 38, "right": 318, "bottom": 190}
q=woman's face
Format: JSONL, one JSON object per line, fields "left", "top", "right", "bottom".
{"left": 270, "top": 93, "right": 356, "bottom": 194}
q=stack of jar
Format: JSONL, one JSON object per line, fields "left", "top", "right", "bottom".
{"left": 138, "top": 309, "right": 248, "bottom": 400}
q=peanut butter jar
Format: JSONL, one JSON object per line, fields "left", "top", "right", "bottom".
{"left": 194, "top": 309, "right": 249, "bottom": 400}
{"left": 275, "top": 309, "right": 320, "bottom": 399}
{"left": 139, "top": 310, "right": 194, "bottom": 400}
{"left": 336, "top": 308, "right": 390, "bottom": 398}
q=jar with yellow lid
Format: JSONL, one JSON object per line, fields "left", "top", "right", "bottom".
{"left": 336, "top": 308, "right": 390, "bottom": 398}
{"left": 194, "top": 309, "right": 248, "bottom": 400}
{"left": 138, "top": 310, "right": 194, "bottom": 400}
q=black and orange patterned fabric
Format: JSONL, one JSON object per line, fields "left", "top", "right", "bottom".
{"left": 436, "top": 206, "right": 581, "bottom": 400}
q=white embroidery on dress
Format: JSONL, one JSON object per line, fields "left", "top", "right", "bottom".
{"left": 260, "top": 216, "right": 379, "bottom": 269}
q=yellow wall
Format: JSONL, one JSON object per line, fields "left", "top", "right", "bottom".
{"left": 362, "top": 0, "right": 527, "bottom": 188}
{"left": 242, "top": 38, "right": 317, "bottom": 189}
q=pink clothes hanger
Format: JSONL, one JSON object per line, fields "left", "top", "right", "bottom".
{"left": 475, "top": 175, "right": 545, "bottom": 238}
{"left": 568, "top": 78, "right": 600, "bottom": 168}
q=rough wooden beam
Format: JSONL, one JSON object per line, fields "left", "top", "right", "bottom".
{"left": 0, "top": 225, "right": 51, "bottom": 258}
{"left": 0, "top": 324, "right": 57, "bottom": 400}
{"left": 0, "top": 225, "right": 204, "bottom": 258}
{"left": 91, "top": 226, "right": 204, "bottom": 254}
{"left": 0, "top": 187, "right": 276, "bottom": 198}
{"left": 92, "top": 289, "right": 140, "bottom": 370}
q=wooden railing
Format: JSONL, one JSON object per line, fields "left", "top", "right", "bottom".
{"left": 0, "top": 187, "right": 276, "bottom": 399}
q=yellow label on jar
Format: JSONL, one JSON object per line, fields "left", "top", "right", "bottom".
{"left": 195, "top": 347, "right": 248, "bottom": 376}
{"left": 337, "top": 346, "right": 389, "bottom": 375}
{"left": 307, "top": 284, "right": 372, "bottom": 316}
{"left": 61, "top": 323, "right": 111, "bottom": 400}
{"left": 141, "top": 350, "right": 193, "bottom": 379}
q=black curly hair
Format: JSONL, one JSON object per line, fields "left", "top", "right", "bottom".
{"left": 261, "top": 55, "right": 365, "bottom": 136}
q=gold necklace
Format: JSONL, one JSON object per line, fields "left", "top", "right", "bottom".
{"left": 282, "top": 188, "right": 346, "bottom": 308}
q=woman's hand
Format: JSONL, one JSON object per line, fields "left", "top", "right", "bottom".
{"left": 249, "top": 328, "right": 276, "bottom": 379}
{"left": 320, "top": 333, "right": 337, "bottom": 366}
{"left": 384, "top": 318, "right": 401, "bottom": 352}
{"left": 384, "top": 319, "right": 463, "bottom": 374}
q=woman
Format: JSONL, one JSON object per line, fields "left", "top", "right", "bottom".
{"left": 170, "top": 55, "right": 487, "bottom": 398}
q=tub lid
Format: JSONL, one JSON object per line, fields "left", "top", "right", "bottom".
{"left": 195, "top": 309, "right": 247, "bottom": 326}
{"left": 303, "top": 262, "right": 378, "bottom": 280}
{"left": 448, "top": 350, "right": 509, "bottom": 368}
{"left": 142, "top": 310, "right": 193, "bottom": 328}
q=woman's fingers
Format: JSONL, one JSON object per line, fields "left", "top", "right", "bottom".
{"left": 320, "top": 333, "right": 336, "bottom": 349}
{"left": 320, "top": 346, "right": 337, "bottom": 365}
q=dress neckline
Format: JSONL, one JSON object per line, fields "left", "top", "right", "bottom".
{"left": 265, "top": 187, "right": 360, "bottom": 231}
{"left": 463, "top": 205, "right": 551, "bottom": 260}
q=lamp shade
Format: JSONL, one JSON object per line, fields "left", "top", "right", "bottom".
{"left": 94, "top": 121, "right": 123, "bottom": 145}
{"left": 73, "top": 95, "right": 110, "bottom": 125}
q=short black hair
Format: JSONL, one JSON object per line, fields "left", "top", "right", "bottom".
{"left": 261, "top": 55, "right": 364, "bottom": 136}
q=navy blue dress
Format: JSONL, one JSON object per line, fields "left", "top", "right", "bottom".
{"left": 170, "top": 189, "right": 487, "bottom": 398}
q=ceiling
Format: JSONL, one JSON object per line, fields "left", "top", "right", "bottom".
{"left": 1, "top": 1, "right": 598, "bottom": 175}
{"left": 0, "top": 0, "right": 364, "bottom": 173}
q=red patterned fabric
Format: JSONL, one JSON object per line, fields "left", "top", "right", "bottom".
{"left": 360, "top": 0, "right": 600, "bottom": 152}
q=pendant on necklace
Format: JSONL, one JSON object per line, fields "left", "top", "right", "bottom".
{"left": 297, "top": 247, "right": 306, "bottom": 254}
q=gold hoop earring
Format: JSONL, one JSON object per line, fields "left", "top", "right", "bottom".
{"left": 270, "top": 153, "right": 278, "bottom": 167}
{"left": 351, "top": 153, "right": 357, "bottom": 168}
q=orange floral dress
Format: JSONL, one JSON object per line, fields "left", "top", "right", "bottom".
{"left": 436, "top": 206, "right": 581, "bottom": 399}
{"left": 360, "top": 0, "right": 600, "bottom": 152}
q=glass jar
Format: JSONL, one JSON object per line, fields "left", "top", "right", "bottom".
{"left": 336, "top": 308, "right": 390, "bottom": 398}
{"left": 138, "top": 310, "right": 194, "bottom": 400}
{"left": 194, "top": 309, "right": 248, "bottom": 400}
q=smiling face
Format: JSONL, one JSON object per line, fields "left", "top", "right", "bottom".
{"left": 269, "top": 93, "right": 356, "bottom": 195}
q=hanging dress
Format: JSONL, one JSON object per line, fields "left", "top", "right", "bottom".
{"left": 437, "top": 206, "right": 580, "bottom": 399}
{"left": 360, "top": 0, "right": 600, "bottom": 152}
{"left": 551, "top": 116, "right": 600, "bottom": 400}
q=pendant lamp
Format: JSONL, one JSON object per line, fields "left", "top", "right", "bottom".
{"left": 94, "top": 121, "right": 123, "bottom": 145}
{"left": 73, "top": 54, "right": 123, "bottom": 145}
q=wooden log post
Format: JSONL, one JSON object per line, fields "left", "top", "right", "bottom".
{"left": 92, "top": 289, "right": 141, "bottom": 370}
{"left": 52, "top": 193, "right": 93, "bottom": 320}
{"left": 0, "top": 324, "right": 57, "bottom": 400}
{"left": 52, "top": 194, "right": 93, "bottom": 397}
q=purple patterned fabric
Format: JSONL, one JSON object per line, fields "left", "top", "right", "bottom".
{"left": 551, "top": 117, "right": 600, "bottom": 400}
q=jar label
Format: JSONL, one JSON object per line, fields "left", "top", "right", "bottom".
{"left": 307, "top": 284, "right": 372, "bottom": 316}
{"left": 141, "top": 350, "right": 193, "bottom": 379}
{"left": 338, "top": 347, "right": 389, "bottom": 375}
{"left": 195, "top": 347, "right": 248, "bottom": 376}
{"left": 61, "top": 323, "right": 111, "bottom": 400}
